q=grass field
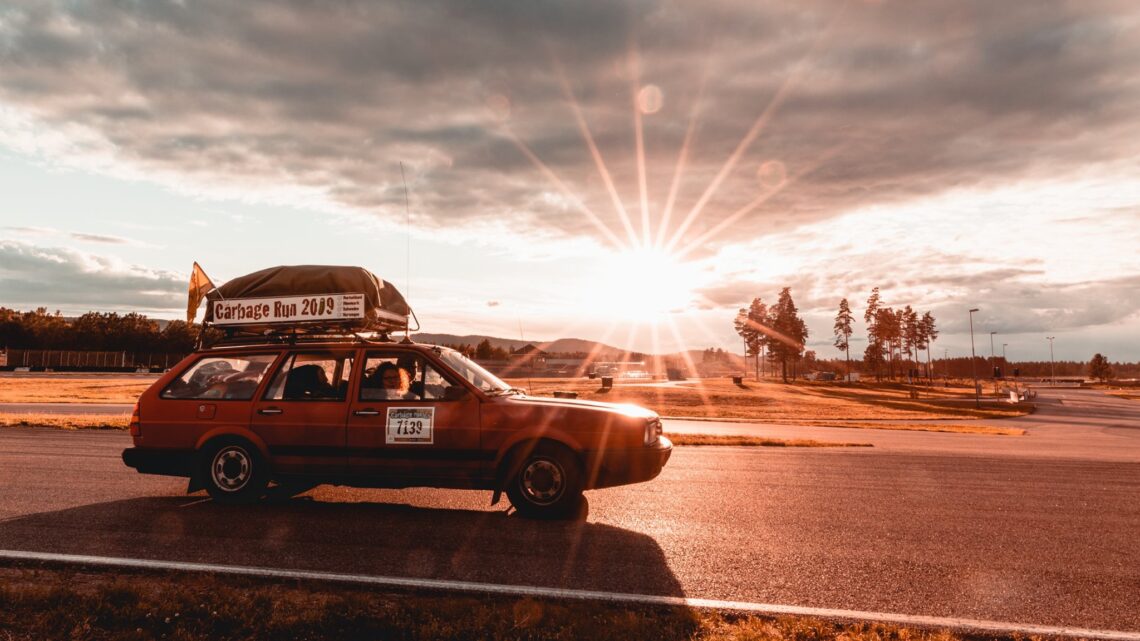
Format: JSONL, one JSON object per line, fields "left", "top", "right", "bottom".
{"left": 0, "top": 563, "right": 970, "bottom": 641}
{"left": 0, "top": 377, "right": 151, "bottom": 404}
{"left": 513, "top": 377, "right": 1031, "bottom": 422}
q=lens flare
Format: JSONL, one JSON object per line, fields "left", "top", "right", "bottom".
{"left": 756, "top": 160, "right": 787, "bottom": 190}
{"left": 485, "top": 94, "right": 511, "bottom": 122}
{"left": 637, "top": 85, "right": 663, "bottom": 114}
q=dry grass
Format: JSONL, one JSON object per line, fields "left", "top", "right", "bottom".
{"left": 0, "top": 563, "right": 982, "bottom": 641}
{"left": 666, "top": 433, "right": 871, "bottom": 447}
{"left": 517, "top": 377, "right": 1032, "bottom": 422}
{"left": 0, "top": 377, "right": 151, "bottom": 403}
{"left": 0, "top": 413, "right": 129, "bottom": 430}
{"left": 1106, "top": 390, "right": 1140, "bottom": 401}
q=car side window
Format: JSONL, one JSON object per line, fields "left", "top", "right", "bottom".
{"left": 161, "top": 354, "right": 277, "bottom": 400}
{"left": 264, "top": 352, "right": 353, "bottom": 401}
{"left": 360, "top": 351, "right": 461, "bottom": 401}
{"left": 420, "top": 363, "right": 460, "bottom": 400}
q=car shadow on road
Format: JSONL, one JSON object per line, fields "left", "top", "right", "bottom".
{"left": 0, "top": 495, "right": 699, "bottom": 637}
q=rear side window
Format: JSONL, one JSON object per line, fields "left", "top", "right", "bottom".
{"left": 161, "top": 354, "right": 278, "bottom": 400}
{"left": 263, "top": 352, "right": 354, "bottom": 401}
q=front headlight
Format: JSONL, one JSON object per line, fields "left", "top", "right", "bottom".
{"left": 644, "top": 417, "right": 662, "bottom": 445}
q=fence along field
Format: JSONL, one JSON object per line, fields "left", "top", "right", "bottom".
{"left": 0, "top": 348, "right": 185, "bottom": 371}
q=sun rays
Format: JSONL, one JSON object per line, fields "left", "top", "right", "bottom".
{"left": 491, "top": 8, "right": 849, "bottom": 362}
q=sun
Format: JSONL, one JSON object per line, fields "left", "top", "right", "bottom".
{"left": 595, "top": 246, "right": 703, "bottom": 322}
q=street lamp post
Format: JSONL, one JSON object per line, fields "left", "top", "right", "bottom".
{"left": 969, "top": 308, "right": 980, "bottom": 408}
{"left": 1047, "top": 336, "right": 1056, "bottom": 386}
{"left": 989, "top": 331, "right": 997, "bottom": 376}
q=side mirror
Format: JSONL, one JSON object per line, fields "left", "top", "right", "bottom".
{"left": 443, "top": 386, "right": 469, "bottom": 401}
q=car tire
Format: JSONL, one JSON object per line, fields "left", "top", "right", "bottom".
{"left": 200, "top": 439, "right": 268, "bottom": 504}
{"left": 505, "top": 441, "right": 584, "bottom": 519}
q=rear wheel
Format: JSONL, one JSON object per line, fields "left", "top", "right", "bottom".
{"left": 200, "top": 440, "right": 268, "bottom": 504}
{"left": 505, "top": 442, "right": 584, "bottom": 519}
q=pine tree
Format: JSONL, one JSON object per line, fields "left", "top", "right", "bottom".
{"left": 475, "top": 339, "right": 493, "bottom": 360}
{"left": 1088, "top": 353, "right": 1113, "bottom": 382}
{"left": 769, "top": 288, "right": 808, "bottom": 383}
{"left": 902, "top": 305, "right": 918, "bottom": 380}
{"left": 920, "top": 311, "right": 938, "bottom": 384}
{"left": 833, "top": 298, "right": 854, "bottom": 382}
{"left": 734, "top": 309, "right": 751, "bottom": 366}
{"left": 875, "top": 307, "right": 898, "bottom": 379}
{"left": 864, "top": 288, "right": 884, "bottom": 380}
{"left": 863, "top": 341, "right": 885, "bottom": 380}
{"left": 748, "top": 298, "right": 769, "bottom": 379}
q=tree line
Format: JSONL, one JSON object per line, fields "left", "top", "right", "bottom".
{"left": 843, "top": 287, "right": 939, "bottom": 382}
{"left": 734, "top": 287, "right": 809, "bottom": 382}
{"left": 1, "top": 308, "right": 200, "bottom": 354}
{"left": 733, "top": 287, "right": 939, "bottom": 384}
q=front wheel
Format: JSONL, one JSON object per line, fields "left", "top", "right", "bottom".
{"left": 200, "top": 440, "right": 268, "bottom": 504}
{"left": 505, "top": 442, "right": 584, "bottom": 519}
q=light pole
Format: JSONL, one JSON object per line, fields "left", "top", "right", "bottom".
{"left": 989, "top": 331, "right": 997, "bottom": 377}
{"left": 1047, "top": 336, "right": 1055, "bottom": 386}
{"left": 969, "top": 308, "right": 980, "bottom": 408}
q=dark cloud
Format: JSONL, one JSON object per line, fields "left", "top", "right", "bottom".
{"left": 928, "top": 274, "right": 1140, "bottom": 335}
{"left": 0, "top": 0, "right": 1136, "bottom": 251}
{"left": 0, "top": 241, "right": 182, "bottom": 310}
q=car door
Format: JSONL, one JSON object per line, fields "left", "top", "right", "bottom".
{"left": 346, "top": 348, "right": 484, "bottom": 483}
{"left": 250, "top": 349, "right": 355, "bottom": 476}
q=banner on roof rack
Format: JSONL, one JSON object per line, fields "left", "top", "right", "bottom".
{"left": 211, "top": 293, "right": 365, "bottom": 326}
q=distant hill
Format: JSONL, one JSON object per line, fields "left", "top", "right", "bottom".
{"left": 410, "top": 333, "right": 627, "bottom": 358}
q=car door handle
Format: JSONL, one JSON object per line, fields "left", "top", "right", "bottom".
{"left": 258, "top": 408, "right": 283, "bottom": 415}
{"left": 354, "top": 409, "right": 380, "bottom": 416}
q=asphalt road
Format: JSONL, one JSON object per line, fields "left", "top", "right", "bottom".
{"left": 1, "top": 389, "right": 1138, "bottom": 632}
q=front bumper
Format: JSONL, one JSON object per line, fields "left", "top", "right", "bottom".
{"left": 585, "top": 436, "right": 672, "bottom": 489}
{"left": 122, "top": 447, "right": 195, "bottom": 478}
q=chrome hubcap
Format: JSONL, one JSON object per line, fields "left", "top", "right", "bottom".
{"left": 521, "top": 458, "right": 563, "bottom": 504}
{"left": 212, "top": 446, "right": 251, "bottom": 492}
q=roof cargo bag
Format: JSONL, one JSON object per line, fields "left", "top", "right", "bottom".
{"left": 204, "top": 265, "right": 411, "bottom": 333}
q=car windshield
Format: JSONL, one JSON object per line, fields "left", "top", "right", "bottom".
{"left": 436, "top": 348, "right": 512, "bottom": 394}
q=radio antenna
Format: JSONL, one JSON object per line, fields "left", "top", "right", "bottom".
{"left": 400, "top": 161, "right": 411, "bottom": 340}
{"left": 519, "top": 318, "right": 534, "bottom": 395}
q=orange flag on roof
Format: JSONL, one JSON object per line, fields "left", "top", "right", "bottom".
{"left": 186, "top": 262, "right": 217, "bottom": 323}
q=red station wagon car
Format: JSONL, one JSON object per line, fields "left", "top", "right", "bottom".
{"left": 122, "top": 337, "right": 672, "bottom": 517}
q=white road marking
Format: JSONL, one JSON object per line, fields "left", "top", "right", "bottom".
{"left": 1, "top": 549, "right": 1137, "bottom": 640}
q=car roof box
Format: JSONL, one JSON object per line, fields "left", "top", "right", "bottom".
{"left": 203, "top": 265, "right": 411, "bottom": 335}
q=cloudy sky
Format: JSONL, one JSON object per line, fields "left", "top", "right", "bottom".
{"left": 1, "top": 0, "right": 1138, "bottom": 361}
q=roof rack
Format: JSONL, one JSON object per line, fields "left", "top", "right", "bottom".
{"left": 204, "top": 325, "right": 404, "bottom": 348}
